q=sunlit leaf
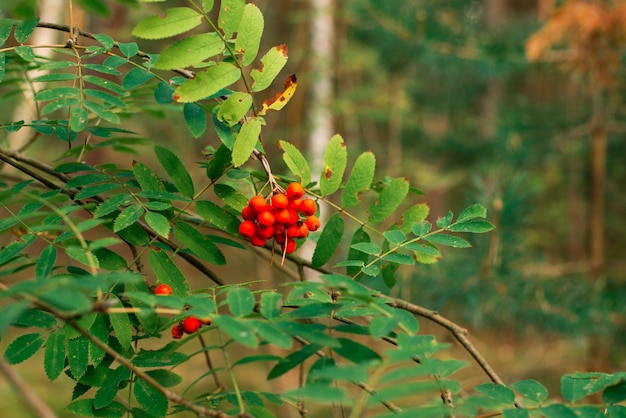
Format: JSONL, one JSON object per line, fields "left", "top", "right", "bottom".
{"left": 154, "top": 33, "right": 224, "bottom": 70}
{"left": 251, "top": 45, "right": 288, "bottom": 92}
{"left": 132, "top": 7, "right": 201, "bottom": 39}
{"left": 368, "top": 177, "right": 409, "bottom": 224}
{"left": 227, "top": 287, "right": 255, "bottom": 317}
{"left": 278, "top": 140, "right": 311, "bottom": 185}
{"left": 232, "top": 118, "right": 262, "bottom": 167}
{"left": 422, "top": 234, "right": 471, "bottom": 248}
{"left": 174, "top": 62, "right": 240, "bottom": 103}
{"left": 218, "top": 92, "right": 252, "bottom": 126}
{"left": 235, "top": 3, "right": 264, "bottom": 66}
{"left": 342, "top": 152, "right": 375, "bottom": 208}
{"left": 260, "top": 74, "right": 297, "bottom": 114}
{"left": 218, "top": 0, "right": 246, "bottom": 38}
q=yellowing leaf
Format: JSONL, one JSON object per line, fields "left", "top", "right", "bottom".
{"left": 260, "top": 74, "right": 297, "bottom": 115}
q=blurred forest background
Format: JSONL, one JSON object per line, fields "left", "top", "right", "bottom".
{"left": 1, "top": 0, "right": 625, "bottom": 416}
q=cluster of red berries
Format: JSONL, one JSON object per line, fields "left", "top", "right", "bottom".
{"left": 238, "top": 183, "right": 321, "bottom": 254}
{"left": 154, "top": 284, "right": 211, "bottom": 339}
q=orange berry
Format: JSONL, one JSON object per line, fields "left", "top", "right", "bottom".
{"left": 182, "top": 316, "right": 202, "bottom": 334}
{"left": 299, "top": 198, "right": 317, "bottom": 216}
{"left": 271, "top": 193, "right": 289, "bottom": 210}
{"left": 257, "top": 210, "right": 275, "bottom": 226}
{"left": 288, "top": 198, "right": 302, "bottom": 211}
{"left": 248, "top": 195, "right": 266, "bottom": 211}
{"left": 305, "top": 215, "right": 320, "bottom": 231}
{"left": 250, "top": 235, "right": 267, "bottom": 247}
{"left": 239, "top": 220, "right": 256, "bottom": 238}
{"left": 298, "top": 222, "right": 309, "bottom": 238}
{"left": 286, "top": 183, "right": 305, "bottom": 200}
{"left": 154, "top": 284, "right": 173, "bottom": 295}
{"left": 274, "top": 209, "right": 291, "bottom": 224}
{"left": 171, "top": 324, "right": 184, "bottom": 339}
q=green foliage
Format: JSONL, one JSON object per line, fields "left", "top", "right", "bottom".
{"left": 0, "top": 1, "right": 623, "bottom": 418}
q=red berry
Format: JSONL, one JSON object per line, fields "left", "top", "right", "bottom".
{"left": 288, "top": 210, "right": 299, "bottom": 225}
{"left": 286, "top": 183, "right": 305, "bottom": 200}
{"left": 155, "top": 284, "right": 173, "bottom": 295}
{"left": 273, "top": 223, "right": 286, "bottom": 236}
{"left": 274, "top": 209, "right": 291, "bottom": 224}
{"left": 299, "top": 198, "right": 317, "bottom": 216}
{"left": 239, "top": 220, "right": 256, "bottom": 238}
{"left": 280, "top": 238, "right": 297, "bottom": 254}
{"left": 286, "top": 225, "right": 301, "bottom": 239}
{"left": 249, "top": 195, "right": 266, "bottom": 209}
{"left": 241, "top": 206, "right": 255, "bottom": 221}
{"left": 271, "top": 193, "right": 289, "bottom": 210}
{"left": 257, "top": 210, "right": 275, "bottom": 226}
{"left": 171, "top": 324, "right": 184, "bottom": 339}
{"left": 256, "top": 224, "right": 275, "bottom": 239}
{"left": 305, "top": 215, "right": 321, "bottom": 232}
{"left": 182, "top": 316, "right": 202, "bottom": 334}
{"left": 250, "top": 235, "right": 267, "bottom": 247}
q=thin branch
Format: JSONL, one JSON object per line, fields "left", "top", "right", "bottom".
{"left": 0, "top": 356, "right": 58, "bottom": 418}
{"left": 198, "top": 333, "right": 225, "bottom": 391}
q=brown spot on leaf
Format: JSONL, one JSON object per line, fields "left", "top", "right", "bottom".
{"left": 276, "top": 44, "right": 288, "bottom": 57}
{"left": 324, "top": 168, "right": 332, "bottom": 179}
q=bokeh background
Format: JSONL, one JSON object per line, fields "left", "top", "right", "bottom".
{"left": 1, "top": 0, "right": 625, "bottom": 416}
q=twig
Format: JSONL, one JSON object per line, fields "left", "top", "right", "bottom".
{"left": 0, "top": 356, "right": 58, "bottom": 418}
{"left": 198, "top": 333, "right": 224, "bottom": 391}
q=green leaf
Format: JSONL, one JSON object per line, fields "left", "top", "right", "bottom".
{"left": 93, "top": 33, "right": 114, "bottom": 49}
{"left": 155, "top": 32, "right": 224, "bottom": 70}
{"left": 218, "top": 0, "right": 246, "bottom": 38}
{"left": 148, "top": 248, "right": 190, "bottom": 297}
{"left": 512, "top": 379, "right": 549, "bottom": 403}
{"left": 14, "top": 18, "right": 39, "bottom": 43}
{"left": 319, "top": 134, "right": 347, "bottom": 196}
{"left": 423, "top": 234, "right": 471, "bottom": 248}
{"left": 64, "top": 246, "right": 99, "bottom": 269}
{"left": 278, "top": 140, "right": 311, "bottom": 185}
{"left": 134, "top": 378, "right": 168, "bottom": 417}
{"left": 145, "top": 369, "right": 182, "bottom": 388}
{"left": 196, "top": 200, "right": 240, "bottom": 235}
{"left": 202, "top": 0, "right": 214, "bottom": 12}
{"left": 232, "top": 118, "right": 262, "bottom": 167}
{"left": 212, "top": 315, "right": 258, "bottom": 348}
{"left": 383, "top": 229, "right": 407, "bottom": 245}
{"left": 113, "top": 205, "right": 145, "bottom": 232}
{"left": 251, "top": 45, "right": 288, "bottom": 92}
{"left": 154, "top": 146, "right": 194, "bottom": 198}
{"left": 342, "top": 151, "right": 375, "bottom": 208}
{"left": 75, "top": 183, "right": 121, "bottom": 200}
{"left": 108, "top": 295, "right": 132, "bottom": 349}
{"left": 132, "top": 7, "right": 201, "bottom": 39}
{"left": 0, "top": 53, "right": 5, "bottom": 83}
{"left": 15, "top": 45, "right": 35, "bottom": 61}
{"left": 133, "top": 161, "right": 165, "bottom": 192}
{"left": 235, "top": 3, "right": 264, "bottom": 66}
{"left": 35, "top": 87, "right": 80, "bottom": 101}
{"left": 227, "top": 287, "right": 255, "bottom": 317}
{"left": 218, "top": 92, "right": 252, "bottom": 126}
{"left": 475, "top": 383, "right": 516, "bottom": 405}
{"left": 260, "top": 292, "right": 282, "bottom": 320}
{"left": 436, "top": 210, "right": 453, "bottom": 228}
{"left": 145, "top": 211, "right": 170, "bottom": 238}
{"left": 268, "top": 344, "right": 321, "bottom": 380}
{"left": 369, "top": 315, "right": 397, "bottom": 338}
{"left": 0, "top": 301, "right": 29, "bottom": 336}
{"left": 70, "top": 106, "right": 89, "bottom": 132}
{"left": 84, "top": 89, "right": 126, "bottom": 107}
{"left": 382, "top": 253, "right": 415, "bottom": 265}
{"left": 538, "top": 404, "right": 577, "bottom": 418}
{"left": 173, "top": 62, "right": 240, "bottom": 103}
{"left": 12, "top": 308, "right": 56, "bottom": 328}
{"left": 44, "top": 329, "right": 66, "bottom": 380}
{"left": 173, "top": 222, "right": 226, "bottom": 265}
{"left": 0, "top": 234, "right": 36, "bottom": 265}
{"left": 311, "top": 213, "right": 344, "bottom": 268}
{"left": 84, "top": 75, "right": 125, "bottom": 95}
{"left": 118, "top": 42, "right": 139, "bottom": 57}
{"left": 67, "top": 336, "right": 90, "bottom": 380}
{"left": 122, "top": 67, "right": 154, "bottom": 90}
{"left": 251, "top": 321, "right": 292, "bottom": 349}
{"left": 66, "top": 172, "right": 111, "bottom": 188}
{"left": 603, "top": 381, "right": 626, "bottom": 404}
{"left": 449, "top": 220, "right": 495, "bottom": 233}
{"left": 4, "top": 332, "right": 44, "bottom": 364}
{"left": 350, "top": 242, "right": 381, "bottom": 256}
{"left": 183, "top": 102, "right": 207, "bottom": 139}
{"left": 154, "top": 82, "right": 174, "bottom": 104}
{"left": 95, "top": 367, "right": 131, "bottom": 409}
{"left": 457, "top": 203, "right": 487, "bottom": 222}
{"left": 95, "top": 193, "right": 132, "bottom": 218}
{"left": 368, "top": 177, "right": 409, "bottom": 224}
{"left": 35, "top": 245, "right": 56, "bottom": 279}
{"left": 334, "top": 337, "right": 381, "bottom": 364}
{"left": 284, "top": 385, "right": 348, "bottom": 404}
{"left": 0, "top": 22, "right": 13, "bottom": 47}
{"left": 346, "top": 228, "right": 370, "bottom": 277}
{"left": 66, "top": 399, "right": 126, "bottom": 417}
{"left": 214, "top": 184, "right": 248, "bottom": 212}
